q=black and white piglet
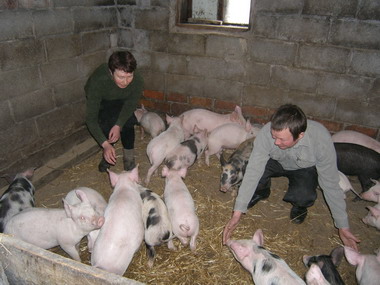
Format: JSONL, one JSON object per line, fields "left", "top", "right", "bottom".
{"left": 0, "top": 168, "right": 35, "bottom": 232}
{"left": 139, "top": 185, "right": 174, "bottom": 267}
{"left": 303, "top": 246, "right": 345, "bottom": 285}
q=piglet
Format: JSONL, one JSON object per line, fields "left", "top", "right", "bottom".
{"left": 0, "top": 168, "right": 35, "bottom": 233}
{"left": 305, "top": 264, "right": 331, "bottom": 285}
{"left": 134, "top": 104, "right": 166, "bottom": 139}
{"left": 181, "top": 106, "right": 246, "bottom": 139}
{"left": 362, "top": 200, "right": 380, "bottom": 230}
{"left": 145, "top": 115, "right": 185, "bottom": 185}
{"left": 139, "top": 185, "right": 174, "bottom": 267}
{"left": 165, "top": 125, "right": 208, "bottom": 172}
{"left": 91, "top": 166, "right": 144, "bottom": 275}
{"left": 303, "top": 247, "right": 345, "bottom": 285}
{"left": 226, "top": 229, "right": 306, "bottom": 284}
{"left": 4, "top": 189, "right": 104, "bottom": 262}
{"left": 332, "top": 130, "right": 380, "bottom": 154}
{"left": 220, "top": 137, "right": 255, "bottom": 195}
{"left": 162, "top": 166, "right": 199, "bottom": 251}
{"left": 344, "top": 246, "right": 380, "bottom": 285}
{"left": 65, "top": 187, "right": 107, "bottom": 253}
{"left": 361, "top": 179, "right": 380, "bottom": 202}
{"left": 205, "top": 120, "right": 260, "bottom": 166}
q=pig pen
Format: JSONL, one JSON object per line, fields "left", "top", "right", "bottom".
{"left": 25, "top": 128, "right": 380, "bottom": 284}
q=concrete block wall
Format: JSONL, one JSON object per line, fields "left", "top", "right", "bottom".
{"left": 118, "top": 0, "right": 379, "bottom": 139}
{"left": 0, "top": 0, "right": 118, "bottom": 183}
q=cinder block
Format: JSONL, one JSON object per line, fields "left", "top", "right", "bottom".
{"left": 303, "top": 0, "right": 357, "bottom": 17}
{"left": 298, "top": 44, "right": 350, "bottom": 73}
{"left": 205, "top": 35, "right": 247, "bottom": 59}
{"left": 135, "top": 7, "right": 168, "bottom": 31}
{"left": 10, "top": 89, "right": 55, "bottom": 123}
{"left": 255, "top": 0, "right": 303, "bottom": 13}
{"left": 271, "top": 65, "right": 319, "bottom": 93}
{"left": 286, "top": 91, "right": 336, "bottom": 119}
{"left": 151, "top": 52, "right": 187, "bottom": 74}
{"left": 277, "top": 15, "right": 329, "bottom": 43}
{"left": 78, "top": 51, "right": 108, "bottom": 78}
{"left": 166, "top": 74, "right": 203, "bottom": 97}
{"left": 0, "top": 100, "right": 14, "bottom": 130}
{"left": 243, "top": 85, "right": 287, "bottom": 108}
{"left": 249, "top": 38, "right": 296, "bottom": 65}
{"left": 54, "top": 79, "right": 86, "bottom": 107}
{"left": 139, "top": 70, "right": 165, "bottom": 91}
{"left": 118, "top": 29, "right": 134, "bottom": 48}
{"left": 168, "top": 34, "right": 205, "bottom": 56}
{"left": 150, "top": 31, "right": 169, "bottom": 52}
{"left": 336, "top": 100, "right": 380, "bottom": 128}
{"left": 0, "top": 10, "right": 33, "bottom": 41}
{"left": 33, "top": 9, "right": 73, "bottom": 36}
{"left": 245, "top": 62, "right": 271, "bottom": 86}
{"left": 118, "top": 7, "right": 133, "bottom": 28}
{"left": 73, "top": 7, "right": 117, "bottom": 33}
{"left": 318, "top": 73, "right": 371, "bottom": 100}
{"left": 46, "top": 34, "right": 82, "bottom": 60}
{"left": 203, "top": 78, "right": 244, "bottom": 102}
{"left": 350, "top": 50, "right": 380, "bottom": 77}
{"left": 357, "top": 0, "right": 380, "bottom": 20}
{"left": 0, "top": 67, "right": 42, "bottom": 100}
{"left": 82, "top": 31, "right": 111, "bottom": 54}
{"left": 252, "top": 14, "right": 277, "bottom": 38}
{"left": 0, "top": 39, "right": 45, "bottom": 71}
{"left": 40, "top": 58, "right": 80, "bottom": 86}
{"left": 330, "top": 19, "right": 380, "bottom": 50}
{"left": 187, "top": 56, "right": 245, "bottom": 81}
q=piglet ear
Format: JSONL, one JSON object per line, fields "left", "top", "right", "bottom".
{"left": 63, "top": 198, "right": 73, "bottom": 218}
{"left": 179, "top": 167, "right": 187, "bottom": 178}
{"left": 253, "top": 229, "right": 264, "bottom": 246}
{"left": 330, "top": 246, "right": 344, "bottom": 267}
{"left": 367, "top": 206, "right": 380, "bottom": 218}
{"left": 129, "top": 164, "right": 140, "bottom": 182}
{"left": 107, "top": 170, "right": 119, "bottom": 187}
{"left": 344, "top": 246, "right": 363, "bottom": 266}
{"left": 220, "top": 152, "right": 227, "bottom": 166}
{"left": 75, "top": 190, "right": 89, "bottom": 203}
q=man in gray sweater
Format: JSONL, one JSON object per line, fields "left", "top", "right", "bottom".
{"left": 222, "top": 104, "right": 359, "bottom": 250}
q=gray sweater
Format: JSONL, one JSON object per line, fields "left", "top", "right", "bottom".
{"left": 234, "top": 120, "right": 349, "bottom": 229}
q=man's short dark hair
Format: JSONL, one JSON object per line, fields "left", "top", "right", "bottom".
{"left": 108, "top": 51, "right": 137, "bottom": 74}
{"left": 270, "top": 104, "right": 307, "bottom": 140}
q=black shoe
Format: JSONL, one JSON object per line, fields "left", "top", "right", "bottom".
{"left": 98, "top": 158, "right": 110, "bottom": 173}
{"left": 247, "top": 189, "right": 270, "bottom": 209}
{"left": 290, "top": 206, "right": 307, "bottom": 224}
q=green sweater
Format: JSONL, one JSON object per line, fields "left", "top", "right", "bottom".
{"left": 84, "top": 63, "right": 144, "bottom": 146}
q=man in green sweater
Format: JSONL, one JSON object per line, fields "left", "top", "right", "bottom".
{"left": 85, "top": 51, "right": 144, "bottom": 172}
{"left": 223, "top": 104, "right": 360, "bottom": 251}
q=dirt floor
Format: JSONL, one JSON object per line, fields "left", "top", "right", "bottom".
{"left": 34, "top": 129, "right": 379, "bottom": 285}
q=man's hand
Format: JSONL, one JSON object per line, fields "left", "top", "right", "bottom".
{"left": 102, "top": 141, "right": 116, "bottom": 165}
{"left": 222, "top": 211, "right": 243, "bottom": 245}
{"left": 108, "top": 125, "right": 121, "bottom": 144}
{"left": 339, "top": 228, "right": 360, "bottom": 252}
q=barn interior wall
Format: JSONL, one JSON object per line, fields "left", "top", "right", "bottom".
{"left": 0, "top": 0, "right": 379, "bottom": 185}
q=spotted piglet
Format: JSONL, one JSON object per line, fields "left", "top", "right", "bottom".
{"left": 165, "top": 125, "right": 208, "bottom": 173}
{"left": 161, "top": 166, "right": 199, "bottom": 251}
{"left": 139, "top": 185, "right": 174, "bottom": 267}
{"left": 0, "top": 168, "right": 35, "bottom": 233}
{"left": 303, "top": 247, "right": 345, "bottom": 285}
{"left": 226, "top": 229, "right": 306, "bottom": 285}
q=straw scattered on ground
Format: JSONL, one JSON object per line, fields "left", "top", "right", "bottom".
{"left": 37, "top": 129, "right": 380, "bottom": 285}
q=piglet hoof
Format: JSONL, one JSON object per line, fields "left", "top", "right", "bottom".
{"left": 230, "top": 189, "right": 238, "bottom": 197}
